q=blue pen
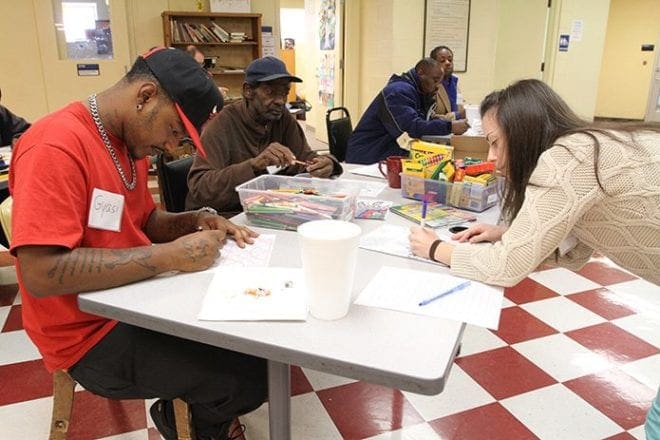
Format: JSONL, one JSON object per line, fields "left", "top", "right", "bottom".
{"left": 418, "top": 280, "right": 471, "bottom": 306}
{"left": 420, "top": 197, "right": 428, "bottom": 228}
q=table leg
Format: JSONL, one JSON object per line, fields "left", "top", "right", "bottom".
{"left": 268, "top": 360, "right": 291, "bottom": 440}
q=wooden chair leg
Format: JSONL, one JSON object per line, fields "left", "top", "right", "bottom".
{"left": 173, "top": 398, "right": 195, "bottom": 440}
{"left": 49, "top": 370, "right": 76, "bottom": 440}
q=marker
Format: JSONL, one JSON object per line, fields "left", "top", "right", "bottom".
{"left": 418, "top": 280, "right": 471, "bottom": 306}
{"left": 420, "top": 197, "right": 428, "bottom": 228}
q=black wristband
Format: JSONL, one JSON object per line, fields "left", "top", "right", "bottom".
{"left": 429, "top": 239, "right": 443, "bottom": 262}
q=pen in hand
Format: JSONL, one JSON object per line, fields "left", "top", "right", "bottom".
{"left": 420, "top": 197, "right": 428, "bottom": 228}
{"left": 418, "top": 280, "right": 471, "bottom": 306}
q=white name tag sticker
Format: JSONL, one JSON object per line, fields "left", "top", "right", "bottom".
{"left": 88, "top": 188, "right": 124, "bottom": 232}
{"left": 396, "top": 131, "right": 413, "bottom": 150}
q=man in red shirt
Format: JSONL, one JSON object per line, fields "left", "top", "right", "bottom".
{"left": 10, "top": 47, "right": 266, "bottom": 440}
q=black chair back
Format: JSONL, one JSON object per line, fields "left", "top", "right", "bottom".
{"left": 156, "top": 154, "right": 194, "bottom": 213}
{"left": 325, "top": 107, "right": 352, "bottom": 162}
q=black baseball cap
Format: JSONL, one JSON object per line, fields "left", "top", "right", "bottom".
{"left": 142, "top": 47, "right": 222, "bottom": 158}
{"left": 245, "top": 56, "right": 302, "bottom": 83}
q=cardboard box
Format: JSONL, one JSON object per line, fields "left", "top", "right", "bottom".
{"left": 400, "top": 174, "right": 499, "bottom": 212}
{"left": 451, "top": 136, "right": 490, "bottom": 161}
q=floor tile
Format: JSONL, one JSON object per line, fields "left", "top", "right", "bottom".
{"left": 455, "top": 346, "right": 557, "bottom": 400}
{"left": 0, "top": 396, "right": 53, "bottom": 439}
{"left": 0, "top": 359, "right": 52, "bottom": 405}
{"left": 402, "top": 365, "right": 495, "bottom": 421}
{"left": 564, "top": 368, "right": 656, "bottom": 430}
{"left": 501, "top": 383, "right": 623, "bottom": 439}
{"left": 2, "top": 304, "right": 22, "bottom": 332}
{"left": 457, "top": 323, "right": 507, "bottom": 357}
{"left": 606, "top": 279, "right": 660, "bottom": 312}
{"left": 491, "top": 306, "right": 558, "bottom": 345}
{"left": 567, "top": 288, "right": 638, "bottom": 320}
{"left": 365, "top": 422, "right": 441, "bottom": 439}
{"left": 627, "top": 424, "right": 647, "bottom": 440}
{"left": 302, "top": 367, "right": 357, "bottom": 392}
{"left": 521, "top": 296, "right": 606, "bottom": 332}
{"left": 428, "top": 402, "right": 537, "bottom": 440}
{"left": 578, "top": 260, "right": 639, "bottom": 286}
{"left": 317, "top": 381, "right": 424, "bottom": 439}
{"left": 291, "top": 365, "right": 314, "bottom": 396}
{"left": 504, "top": 277, "right": 559, "bottom": 305}
{"left": 0, "top": 329, "right": 41, "bottom": 365}
{"left": 0, "top": 282, "right": 18, "bottom": 306}
{"left": 620, "top": 353, "right": 660, "bottom": 391}
{"left": 0, "top": 250, "right": 14, "bottom": 267}
{"left": 98, "top": 429, "right": 150, "bottom": 440}
{"left": 566, "top": 322, "right": 659, "bottom": 364}
{"left": 513, "top": 333, "right": 612, "bottom": 382}
{"left": 0, "top": 266, "right": 17, "bottom": 285}
{"left": 67, "top": 390, "right": 148, "bottom": 440}
{"left": 241, "top": 393, "right": 342, "bottom": 440}
{"left": 0, "top": 305, "right": 9, "bottom": 330}
{"left": 604, "top": 431, "right": 641, "bottom": 440}
{"left": 528, "top": 267, "right": 601, "bottom": 295}
{"left": 614, "top": 312, "right": 660, "bottom": 348}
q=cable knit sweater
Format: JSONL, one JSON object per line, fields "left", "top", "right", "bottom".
{"left": 450, "top": 130, "right": 660, "bottom": 287}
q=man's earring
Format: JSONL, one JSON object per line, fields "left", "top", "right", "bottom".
{"left": 136, "top": 103, "right": 143, "bottom": 111}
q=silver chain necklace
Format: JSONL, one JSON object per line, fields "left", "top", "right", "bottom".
{"left": 88, "top": 94, "right": 137, "bottom": 191}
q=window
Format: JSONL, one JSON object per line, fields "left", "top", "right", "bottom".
{"left": 52, "top": 0, "right": 113, "bottom": 60}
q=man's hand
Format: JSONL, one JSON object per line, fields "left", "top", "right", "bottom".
{"left": 196, "top": 212, "right": 258, "bottom": 248}
{"left": 451, "top": 119, "right": 469, "bottom": 135}
{"left": 249, "top": 142, "right": 297, "bottom": 171}
{"left": 170, "top": 230, "right": 226, "bottom": 272}
{"left": 452, "top": 223, "right": 507, "bottom": 243}
{"left": 306, "top": 156, "right": 334, "bottom": 178}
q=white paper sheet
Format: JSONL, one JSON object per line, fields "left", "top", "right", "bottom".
{"left": 349, "top": 163, "right": 386, "bottom": 179}
{"left": 359, "top": 224, "right": 453, "bottom": 265}
{"left": 355, "top": 266, "right": 504, "bottom": 329}
{"left": 208, "top": 234, "right": 276, "bottom": 270}
{"left": 198, "top": 267, "right": 307, "bottom": 321}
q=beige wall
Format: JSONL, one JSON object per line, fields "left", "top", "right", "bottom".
{"left": 595, "top": 0, "right": 660, "bottom": 119}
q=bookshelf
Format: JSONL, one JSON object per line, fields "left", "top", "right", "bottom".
{"left": 162, "top": 11, "right": 262, "bottom": 99}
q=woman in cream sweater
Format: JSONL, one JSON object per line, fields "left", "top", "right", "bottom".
{"left": 409, "top": 78, "right": 659, "bottom": 437}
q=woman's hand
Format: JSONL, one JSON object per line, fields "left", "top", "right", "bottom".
{"left": 452, "top": 223, "right": 507, "bottom": 243}
{"left": 409, "top": 226, "right": 439, "bottom": 259}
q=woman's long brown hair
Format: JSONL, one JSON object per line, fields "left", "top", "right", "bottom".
{"left": 480, "top": 79, "right": 660, "bottom": 222}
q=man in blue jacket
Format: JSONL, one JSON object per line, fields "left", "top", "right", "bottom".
{"left": 346, "top": 58, "right": 468, "bottom": 164}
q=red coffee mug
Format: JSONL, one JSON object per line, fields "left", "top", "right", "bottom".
{"left": 378, "top": 156, "right": 407, "bottom": 188}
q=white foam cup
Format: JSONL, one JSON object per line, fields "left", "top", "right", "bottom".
{"left": 297, "top": 220, "right": 362, "bottom": 320}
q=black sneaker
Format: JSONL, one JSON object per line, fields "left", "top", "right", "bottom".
{"left": 149, "top": 399, "right": 177, "bottom": 440}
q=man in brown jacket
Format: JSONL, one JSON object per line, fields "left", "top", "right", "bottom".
{"left": 186, "top": 56, "right": 342, "bottom": 217}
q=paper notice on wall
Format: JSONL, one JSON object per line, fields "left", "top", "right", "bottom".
{"left": 571, "top": 19, "right": 584, "bottom": 42}
{"left": 210, "top": 0, "right": 250, "bottom": 13}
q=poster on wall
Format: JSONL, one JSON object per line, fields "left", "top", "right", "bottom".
{"left": 319, "top": 0, "right": 336, "bottom": 50}
{"left": 318, "top": 53, "right": 335, "bottom": 109}
{"left": 210, "top": 0, "right": 250, "bottom": 13}
{"left": 423, "top": 0, "right": 470, "bottom": 72}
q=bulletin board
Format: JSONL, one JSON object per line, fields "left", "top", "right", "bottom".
{"left": 423, "top": 0, "right": 471, "bottom": 72}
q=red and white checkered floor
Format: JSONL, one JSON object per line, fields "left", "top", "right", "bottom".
{"left": 1, "top": 251, "right": 658, "bottom": 439}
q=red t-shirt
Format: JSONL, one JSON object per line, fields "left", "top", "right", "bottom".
{"left": 9, "top": 102, "right": 156, "bottom": 372}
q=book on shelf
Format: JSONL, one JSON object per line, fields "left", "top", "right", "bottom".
{"left": 210, "top": 22, "right": 230, "bottom": 42}
{"left": 389, "top": 202, "right": 476, "bottom": 228}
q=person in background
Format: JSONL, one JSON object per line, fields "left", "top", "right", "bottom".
{"left": 345, "top": 58, "right": 469, "bottom": 165}
{"left": 186, "top": 56, "right": 342, "bottom": 217}
{"left": 186, "top": 44, "right": 229, "bottom": 100}
{"left": 0, "top": 88, "right": 31, "bottom": 147}
{"left": 10, "top": 47, "right": 265, "bottom": 440}
{"left": 429, "top": 45, "right": 467, "bottom": 123}
{"left": 410, "top": 78, "right": 660, "bottom": 440}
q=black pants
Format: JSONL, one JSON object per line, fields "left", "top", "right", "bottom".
{"left": 69, "top": 323, "right": 267, "bottom": 438}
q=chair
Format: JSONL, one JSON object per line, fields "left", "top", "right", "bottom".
{"left": 325, "top": 107, "right": 353, "bottom": 162}
{"left": 0, "top": 198, "right": 196, "bottom": 439}
{"left": 50, "top": 370, "right": 194, "bottom": 440}
{"left": 0, "top": 195, "right": 12, "bottom": 242}
{"left": 156, "top": 154, "right": 194, "bottom": 213}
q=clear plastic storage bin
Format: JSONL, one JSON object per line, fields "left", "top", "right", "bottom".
{"left": 400, "top": 174, "right": 499, "bottom": 212}
{"left": 236, "top": 175, "right": 360, "bottom": 231}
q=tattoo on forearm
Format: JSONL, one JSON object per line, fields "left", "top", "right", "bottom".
{"left": 104, "top": 248, "right": 157, "bottom": 273}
